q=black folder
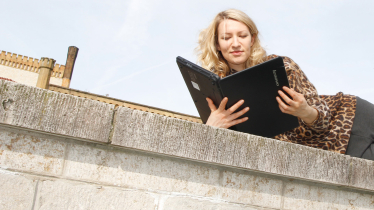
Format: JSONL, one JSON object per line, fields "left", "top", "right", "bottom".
{"left": 176, "top": 56, "right": 299, "bottom": 137}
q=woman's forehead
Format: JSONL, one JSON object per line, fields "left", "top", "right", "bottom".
{"left": 217, "top": 19, "right": 250, "bottom": 34}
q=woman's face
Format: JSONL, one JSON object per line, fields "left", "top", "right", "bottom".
{"left": 216, "top": 19, "right": 254, "bottom": 71}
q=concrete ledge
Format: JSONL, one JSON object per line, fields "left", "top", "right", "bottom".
{"left": 0, "top": 80, "right": 114, "bottom": 143}
{"left": 1, "top": 80, "right": 374, "bottom": 194}
{"left": 112, "top": 105, "right": 374, "bottom": 192}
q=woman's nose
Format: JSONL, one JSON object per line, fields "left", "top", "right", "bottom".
{"left": 232, "top": 36, "right": 240, "bottom": 47}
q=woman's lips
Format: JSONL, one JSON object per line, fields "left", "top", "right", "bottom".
{"left": 231, "top": 51, "right": 243, "bottom": 55}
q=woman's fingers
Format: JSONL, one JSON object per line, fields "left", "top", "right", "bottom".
{"left": 227, "top": 116, "right": 249, "bottom": 127}
{"left": 206, "top": 97, "right": 217, "bottom": 112}
{"left": 227, "top": 99, "right": 245, "bottom": 114}
{"left": 276, "top": 96, "right": 291, "bottom": 113}
{"left": 282, "top": 87, "right": 301, "bottom": 102}
{"left": 218, "top": 97, "right": 228, "bottom": 111}
{"left": 278, "top": 104, "right": 285, "bottom": 113}
{"left": 228, "top": 106, "right": 250, "bottom": 121}
{"left": 278, "top": 89, "right": 294, "bottom": 106}
{"left": 282, "top": 86, "right": 295, "bottom": 96}
{"left": 205, "top": 97, "right": 250, "bottom": 129}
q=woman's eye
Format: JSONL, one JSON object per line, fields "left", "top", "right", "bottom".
{"left": 240, "top": 35, "right": 248, "bottom": 38}
{"left": 222, "top": 37, "right": 231, "bottom": 40}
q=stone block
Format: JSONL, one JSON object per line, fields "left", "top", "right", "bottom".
{"left": 112, "top": 107, "right": 254, "bottom": 166}
{"left": 0, "top": 129, "right": 65, "bottom": 175}
{"left": 330, "top": 189, "right": 374, "bottom": 210}
{"left": 63, "top": 143, "right": 221, "bottom": 198}
{"left": 218, "top": 170, "right": 283, "bottom": 209}
{"left": 0, "top": 80, "right": 114, "bottom": 143}
{"left": 112, "top": 108, "right": 167, "bottom": 153}
{"left": 283, "top": 182, "right": 335, "bottom": 209}
{"left": 34, "top": 179, "right": 157, "bottom": 210}
{"left": 161, "top": 196, "right": 261, "bottom": 210}
{"left": 0, "top": 170, "right": 36, "bottom": 210}
{"left": 236, "top": 134, "right": 352, "bottom": 187}
{"left": 283, "top": 181, "right": 374, "bottom": 210}
{"left": 349, "top": 157, "right": 374, "bottom": 190}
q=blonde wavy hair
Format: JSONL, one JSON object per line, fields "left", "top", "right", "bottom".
{"left": 196, "top": 9, "right": 267, "bottom": 77}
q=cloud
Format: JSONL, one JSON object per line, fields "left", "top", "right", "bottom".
{"left": 95, "top": 64, "right": 124, "bottom": 87}
{"left": 115, "top": 0, "right": 155, "bottom": 55}
{"left": 91, "top": 59, "right": 172, "bottom": 92}
{"left": 91, "top": 0, "right": 158, "bottom": 89}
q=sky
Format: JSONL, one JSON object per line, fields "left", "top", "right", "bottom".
{"left": 1, "top": 0, "right": 374, "bottom": 116}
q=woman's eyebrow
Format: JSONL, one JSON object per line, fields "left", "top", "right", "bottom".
{"left": 220, "top": 30, "right": 249, "bottom": 35}
{"left": 219, "top": 33, "right": 232, "bottom": 38}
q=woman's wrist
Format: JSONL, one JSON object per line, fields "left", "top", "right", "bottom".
{"left": 301, "top": 106, "right": 319, "bottom": 125}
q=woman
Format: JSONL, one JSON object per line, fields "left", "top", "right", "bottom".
{"left": 196, "top": 9, "right": 374, "bottom": 160}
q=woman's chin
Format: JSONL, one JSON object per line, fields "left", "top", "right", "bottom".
{"left": 230, "top": 60, "right": 247, "bottom": 66}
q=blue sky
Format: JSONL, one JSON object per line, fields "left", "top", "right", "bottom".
{"left": 2, "top": 0, "right": 374, "bottom": 116}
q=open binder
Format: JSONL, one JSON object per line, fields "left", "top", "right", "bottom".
{"left": 176, "top": 56, "right": 299, "bottom": 137}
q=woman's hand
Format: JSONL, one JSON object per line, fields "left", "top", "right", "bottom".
{"left": 276, "top": 86, "right": 318, "bottom": 124}
{"left": 205, "top": 97, "right": 249, "bottom": 129}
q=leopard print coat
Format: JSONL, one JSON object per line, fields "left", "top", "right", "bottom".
{"left": 228, "top": 55, "right": 357, "bottom": 154}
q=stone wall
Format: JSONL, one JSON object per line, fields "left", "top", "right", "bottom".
{"left": 0, "top": 64, "right": 39, "bottom": 86}
{"left": 48, "top": 84, "right": 202, "bottom": 124}
{"left": 0, "top": 50, "right": 64, "bottom": 87}
{"left": 1, "top": 80, "right": 374, "bottom": 210}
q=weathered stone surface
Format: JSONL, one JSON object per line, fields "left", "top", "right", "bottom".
{"left": 218, "top": 170, "right": 283, "bottom": 209}
{"left": 2, "top": 81, "right": 374, "bottom": 210}
{"left": 0, "top": 170, "right": 36, "bottom": 210}
{"left": 0, "top": 80, "right": 114, "bottom": 142}
{"left": 161, "top": 196, "right": 261, "bottom": 210}
{"left": 111, "top": 107, "right": 372, "bottom": 191}
{"left": 0, "top": 129, "right": 65, "bottom": 175}
{"left": 283, "top": 182, "right": 337, "bottom": 209}
{"left": 261, "top": 139, "right": 352, "bottom": 184}
{"left": 331, "top": 189, "right": 374, "bottom": 210}
{"left": 63, "top": 143, "right": 221, "bottom": 198}
{"left": 283, "top": 181, "right": 374, "bottom": 210}
{"left": 112, "top": 107, "right": 246, "bottom": 163}
{"left": 34, "top": 179, "right": 157, "bottom": 210}
{"left": 349, "top": 157, "right": 374, "bottom": 190}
